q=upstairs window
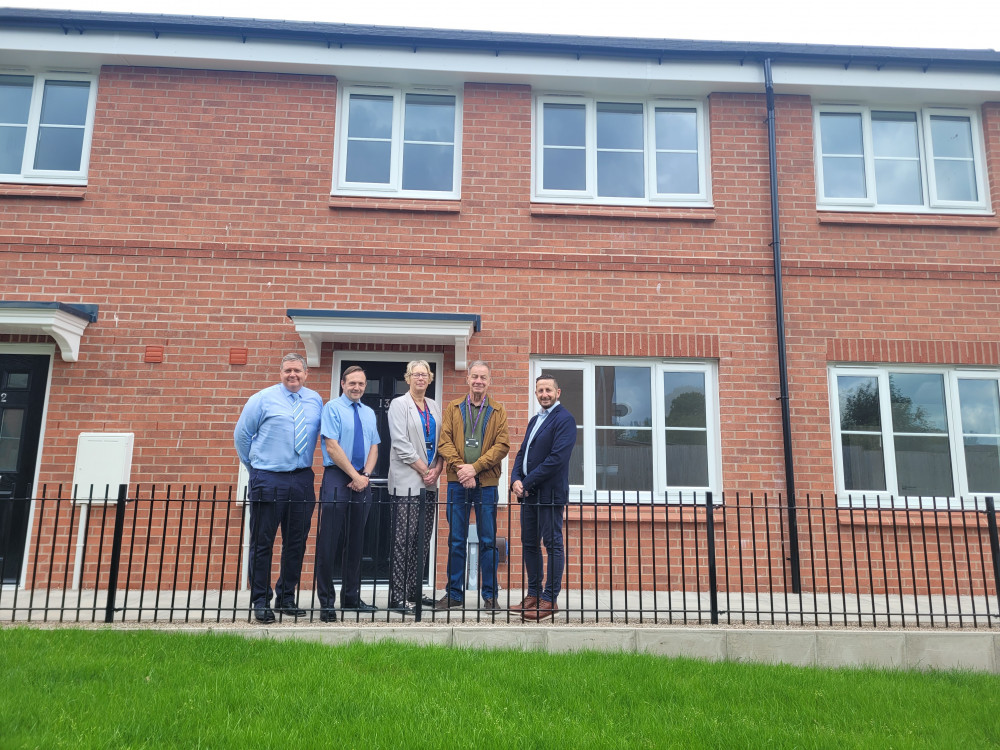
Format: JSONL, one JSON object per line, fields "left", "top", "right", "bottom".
{"left": 534, "top": 96, "right": 710, "bottom": 206}
{"left": 0, "top": 72, "right": 97, "bottom": 184}
{"left": 830, "top": 366, "right": 1000, "bottom": 508}
{"left": 334, "top": 86, "right": 461, "bottom": 198}
{"left": 815, "top": 105, "right": 988, "bottom": 212}
{"left": 531, "top": 359, "right": 721, "bottom": 502}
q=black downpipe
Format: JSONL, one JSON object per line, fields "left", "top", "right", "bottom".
{"left": 763, "top": 58, "right": 801, "bottom": 594}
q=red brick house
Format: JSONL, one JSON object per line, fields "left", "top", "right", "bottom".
{"left": 2, "top": 9, "right": 999, "bottom": 605}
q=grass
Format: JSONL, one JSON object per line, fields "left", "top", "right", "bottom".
{"left": 1, "top": 627, "right": 998, "bottom": 749}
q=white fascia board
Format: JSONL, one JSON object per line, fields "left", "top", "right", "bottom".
{"left": 771, "top": 61, "right": 1000, "bottom": 103}
{"left": 0, "top": 27, "right": 761, "bottom": 93}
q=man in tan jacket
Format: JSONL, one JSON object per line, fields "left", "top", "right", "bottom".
{"left": 435, "top": 360, "right": 510, "bottom": 610}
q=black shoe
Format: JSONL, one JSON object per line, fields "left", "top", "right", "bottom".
{"left": 415, "top": 595, "right": 437, "bottom": 608}
{"left": 275, "top": 604, "right": 307, "bottom": 618}
{"left": 342, "top": 600, "right": 378, "bottom": 612}
{"left": 254, "top": 606, "right": 275, "bottom": 624}
{"left": 318, "top": 609, "right": 337, "bottom": 623}
{"left": 482, "top": 598, "right": 501, "bottom": 612}
{"left": 388, "top": 600, "right": 415, "bottom": 614}
{"left": 434, "top": 595, "right": 463, "bottom": 610}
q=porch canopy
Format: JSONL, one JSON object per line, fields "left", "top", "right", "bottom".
{"left": 0, "top": 301, "right": 99, "bottom": 362}
{"left": 286, "top": 309, "right": 481, "bottom": 370}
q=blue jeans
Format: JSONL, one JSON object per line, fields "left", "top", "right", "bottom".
{"left": 445, "top": 482, "right": 498, "bottom": 602}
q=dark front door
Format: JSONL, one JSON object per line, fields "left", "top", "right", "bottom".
{"left": 0, "top": 354, "right": 50, "bottom": 584}
{"left": 335, "top": 358, "right": 437, "bottom": 583}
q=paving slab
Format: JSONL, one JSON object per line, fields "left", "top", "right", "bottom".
{"left": 726, "top": 630, "right": 817, "bottom": 667}
{"left": 453, "top": 626, "right": 547, "bottom": 651}
{"left": 636, "top": 627, "right": 727, "bottom": 661}
{"left": 905, "top": 631, "right": 996, "bottom": 672}
{"left": 816, "top": 631, "right": 905, "bottom": 670}
{"left": 545, "top": 626, "right": 636, "bottom": 653}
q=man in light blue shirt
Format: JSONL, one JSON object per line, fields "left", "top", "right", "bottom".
{"left": 234, "top": 353, "right": 322, "bottom": 623}
{"left": 315, "top": 365, "right": 381, "bottom": 621}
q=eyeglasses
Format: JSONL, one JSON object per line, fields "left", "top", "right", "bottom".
{"left": 411, "top": 373, "right": 430, "bottom": 379}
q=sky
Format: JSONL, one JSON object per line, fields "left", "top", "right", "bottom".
{"left": 3, "top": 0, "right": 1000, "bottom": 51}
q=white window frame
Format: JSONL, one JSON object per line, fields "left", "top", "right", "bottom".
{"left": 0, "top": 70, "right": 98, "bottom": 185}
{"left": 531, "top": 358, "right": 721, "bottom": 503}
{"left": 814, "top": 104, "right": 989, "bottom": 213}
{"left": 332, "top": 84, "right": 462, "bottom": 200}
{"left": 829, "top": 365, "right": 1000, "bottom": 509}
{"left": 533, "top": 95, "right": 711, "bottom": 207}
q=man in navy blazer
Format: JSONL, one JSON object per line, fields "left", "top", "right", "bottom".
{"left": 510, "top": 374, "right": 577, "bottom": 620}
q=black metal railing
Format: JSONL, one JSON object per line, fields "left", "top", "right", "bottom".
{"left": 1, "top": 485, "right": 998, "bottom": 628}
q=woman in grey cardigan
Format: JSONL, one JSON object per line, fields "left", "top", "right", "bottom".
{"left": 387, "top": 360, "right": 443, "bottom": 612}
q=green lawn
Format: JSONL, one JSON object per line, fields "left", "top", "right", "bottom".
{"left": 1, "top": 627, "right": 998, "bottom": 748}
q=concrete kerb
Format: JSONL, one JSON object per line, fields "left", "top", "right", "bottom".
{"left": 147, "top": 624, "right": 999, "bottom": 673}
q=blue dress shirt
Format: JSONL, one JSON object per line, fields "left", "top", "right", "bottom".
{"left": 234, "top": 384, "right": 323, "bottom": 471}
{"left": 321, "top": 394, "right": 381, "bottom": 469}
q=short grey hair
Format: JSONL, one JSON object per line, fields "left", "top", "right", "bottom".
{"left": 467, "top": 360, "right": 490, "bottom": 373}
{"left": 281, "top": 352, "right": 308, "bottom": 370}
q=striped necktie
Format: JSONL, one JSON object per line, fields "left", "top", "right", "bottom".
{"left": 291, "top": 393, "right": 308, "bottom": 455}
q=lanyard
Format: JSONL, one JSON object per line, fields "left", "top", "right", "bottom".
{"left": 466, "top": 395, "right": 487, "bottom": 437}
{"left": 415, "top": 400, "right": 431, "bottom": 438}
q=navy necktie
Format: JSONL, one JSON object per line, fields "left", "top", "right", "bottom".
{"left": 351, "top": 402, "right": 365, "bottom": 470}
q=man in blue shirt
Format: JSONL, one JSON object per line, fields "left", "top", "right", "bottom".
{"left": 315, "top": 365, "right": 381, "bottom": 621}
{"left": 234, "top": 353, "right": 323, "bottom": 624}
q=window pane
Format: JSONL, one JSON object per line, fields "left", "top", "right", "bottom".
{"left": 894, "top": 435, "right": 954, "bottom": 497}
{"left": 403, "top": 94, "right": 455, "bottom": 142}
{"left": 596, "top": 429, "right": 652, "bottom": 491}
{"left": 39, "top": 80, "right": 90, "bottom": 126}
{"left": 4, "top": 373, "right": 30, "bottom": 389}
{"left": 0, "top": 409, "right": 24, "bottom": 472}
{"left": 874, "top": 159, "right": 922, "bottom": 205}
{"left": 33, "top": 127, "right": 85, "bottom": 171}
{"left": 0, "top": 75, "right": 34, "bottom": 124}
{"left": 543, "top": 103, "right": 585, "bottom": 147}
{"left": 934, "top": 159, "right": 977, "bottom": 202}
{"left": 958, "top": 379, "right": 1000, "bottom": 435}
{"left": 822, "top": 156, "right": 866, "bottom": 198}
{"left": 930, "top": 116, "right": 974, "bottom": 159}
{"left": 345, "top": 140, "right": 391, "bottom": 184}
{"left": 664, "top": 371, "right": 706, "bottom": 428}
{"left": 401, "top": 143, "right": 453, "bottom": 191}
{"left": 655, "top": 108, "right": 697, "bottom": 151}
{"left": 838, "top": 375, "right": 881, "bottom": 432}
{"left": 872, "top": 112, "right": 918, "bottom": 158}
{"left": 596, "top": 150, "right": 644, "bottom": 197}
{"left": 889, "top": 373, "right": 947, "bottom": 433}
{"left": 964, "top": 437, "right": 1000, "bottom": 493}
{"left": 841, "top": 433, "right": 886, "bottom": 491}
{"left": 0, "top": 126, "right": 27, "bottom": 173}
{"left": 543, "top": 147, "right": 585, "bottom": 190}
{"left": 665, "top": 429, "right": 708, "bottom": 487}
{"left": 347, "top": 94, "right": 393, "bottom": 139}
{"left": 569, "top": 429, "right": 585, "bottom": 486}
{"left": 595, "top": 366, "right": 651, "bottom": 427}
{"left": 596, "top": 102, "right": 643, "bottom": 150}
{"left": 820, "top": 112, "right": 863, "bottom": 155}
{"left": 656, "top": 152, "right": 699, "bottom": 194}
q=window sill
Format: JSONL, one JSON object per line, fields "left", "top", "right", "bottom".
{"left": 530, "top": 204, "right": 716, "bottom": 221}
{"left": 328, "top": 196, "right": 461, "bottom": 213}
{"left": 817, "top": 210, "right": 999, "bottom": 229}
{"left": 0, "top": 184, "right": 87, "bottom": 199}
{"left": 835, "top": 506, "right": 989, "bottom": 527}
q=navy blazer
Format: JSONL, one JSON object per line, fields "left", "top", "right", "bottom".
{"left": 511, "top": 403, "right": 577, "bottom": 504}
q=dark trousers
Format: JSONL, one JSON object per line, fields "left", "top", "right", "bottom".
{"left": 247, "top": 467, "right": 316, "bottom": 608}
{"left": 520, "top": 499, "right": 566, "bottom": 603}
{"left": 315, "top": 466, "right": 372, "bottom": 608}
{"left": 388, "top": 490, "right": 436, "bottom": 604}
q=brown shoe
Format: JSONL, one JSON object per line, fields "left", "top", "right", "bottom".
{"left": 434, "top": 594, "right": 463, "bottom": 610}
{"left": 509, "top": 595, "right": 539, "bottom": 612}
{"left": 521, "top": 599, "right": 557, "bottom": 620}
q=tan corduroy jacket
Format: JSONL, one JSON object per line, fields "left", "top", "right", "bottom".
{"left": 437, "top": 394, "right": 510, "bottom": 487}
